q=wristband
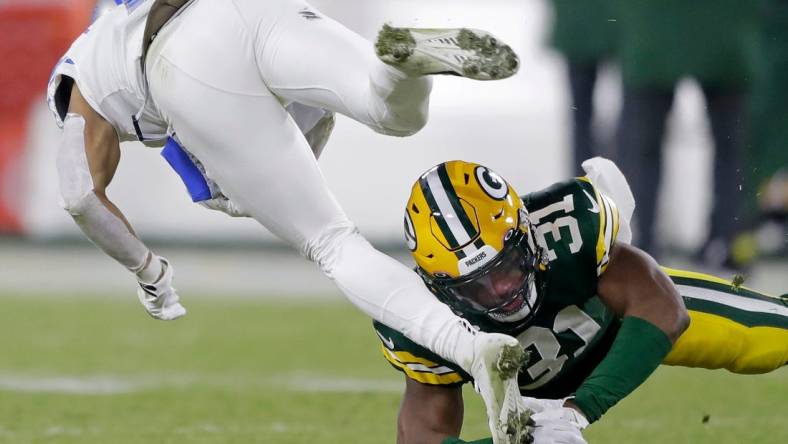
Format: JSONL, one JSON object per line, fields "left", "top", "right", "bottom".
{"left": 573, "top": 316, "right": 672, "bottom": 422}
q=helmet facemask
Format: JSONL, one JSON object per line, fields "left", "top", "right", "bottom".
{"left": 420, "top": 226, "right": 544, "bottom": 330}
{"left": 406, "top": 160, "right": 546, "bottom": 330}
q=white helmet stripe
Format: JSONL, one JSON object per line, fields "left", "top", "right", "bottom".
{"left": 425, "top": 169, "right": 473, "bottom": 247}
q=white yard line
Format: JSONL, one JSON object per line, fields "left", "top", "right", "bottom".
{"left": 0, "top": 372, "right": 403, "bottom": 395}
{"left": 0, "top": 375, "right": 144, "bottom": 395}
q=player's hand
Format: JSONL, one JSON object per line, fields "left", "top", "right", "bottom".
{"left": 520, "top": 397, "right": 566, "bottom": 413}
{"left": 529, "top": 418, "right": 586, "bottom": 444}
{"left": 521, "top": 397, "right": 588, "bottom": 444}
{"left": 199, "top": 195, "right": 249, "bottom": 217}
{"left": 303, "top": 110, "right": 335, "bottom": 159}
{"left": 136, "top": 256, "right": 187, "bottom": 320}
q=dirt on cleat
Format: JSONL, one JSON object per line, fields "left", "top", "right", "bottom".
{"left": 496, "top": 343, "right": 527, "bottom": 378}
{"left": 504, "top": 409, "right": 533, "bottom": 443}
{"left": 492, "top": 344, "right": 531, "bottom": 444}
{"left": 456, "top": 28, "right": 519, "bottom": 80}
{"left": 375, "top": 24, "right": 415, "bottom": 62}
{"left": 375, "top": 25, "right": 520, "bottom": 80}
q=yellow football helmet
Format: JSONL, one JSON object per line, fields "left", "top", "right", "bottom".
{"left": 404, "top": 160, "right": 544, "bottom": 328}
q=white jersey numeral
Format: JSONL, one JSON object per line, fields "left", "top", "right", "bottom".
{"left": 529, "top": 194, "right": 583, "bottom": 262}
{"left": 517, "top": 305, "right": 601, "bottom": 389}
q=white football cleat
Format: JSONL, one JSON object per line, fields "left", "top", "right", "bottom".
{"left": 471, "top": 333, "right": 532, "bottom": 444}
{"left": 137, "top": 257, "right": 187, "bottom": 321}
{"left": 375, "top": 25, "right": 519, "bottom": 80}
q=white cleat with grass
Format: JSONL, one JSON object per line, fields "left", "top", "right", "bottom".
{"left": 471, "top": 333, "right": 533, "bottom": 444}
{"left": 375, "top": 25, "right": 520, "bottom": 80}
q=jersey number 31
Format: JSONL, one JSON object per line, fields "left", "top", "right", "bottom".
{"left": 517, "top": 305, "right": 601, "bottom": 389}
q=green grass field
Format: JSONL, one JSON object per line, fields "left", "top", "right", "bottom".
{"left": 0, "top": 295, "right": 785, "bottom": 444}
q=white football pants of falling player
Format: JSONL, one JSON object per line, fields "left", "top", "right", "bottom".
{"left": 145, "top": 0, "right": 479, "bottom": 368}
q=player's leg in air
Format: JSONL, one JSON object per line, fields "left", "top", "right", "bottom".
{"left": 255, "top": 1, "right": 518, "bottom": 137}
{"left": 663, "top": 268, "right": 788, "bottom": 373}
{"left": 144, "top": 0, "right": 527, "bottom": 442}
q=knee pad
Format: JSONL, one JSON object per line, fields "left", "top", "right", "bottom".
{"left": 302, "top": 220, "right": 363, "bottom": 276}
{"left": 56, "top": 114, "right": 95, "bottom": 215}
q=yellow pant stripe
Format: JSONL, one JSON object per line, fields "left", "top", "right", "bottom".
{"left": 380, "top": 345, "right": 466, "bottom": 385}
{"left": 663, "top": 266, "right": 737, "bottom": 285}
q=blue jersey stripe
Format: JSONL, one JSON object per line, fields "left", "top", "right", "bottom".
{"left": 161, "top": 138, "right": 213, "bottom": 202}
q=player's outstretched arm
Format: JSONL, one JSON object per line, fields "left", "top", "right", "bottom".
{"left": 569, "top": 242, "right": 690, "bottom": 423}
{"left": 598, "top": 243, "right": 689, "bottom": 341}
{"left": 57, "top": 84, "right": 185, "bottom": 320}
{"left": 398, "top": 377, "right": 464, "bottom": 444}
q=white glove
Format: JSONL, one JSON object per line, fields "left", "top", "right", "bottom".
{"left": 581, "top": 156, "right": 635, "bottom": 244}
{"left": 285, "top": 103, "right": 335, "bottom": 159}
{"left": 136, "top": 256, "right": 187, "bottom": 320}
{"left": 529, "top": 418, "right": 587, "bottom": 444}
{"left": 520, "top": 397, "right": 567, "bottom": 413}
{"left": 171, "top": 140, "right": 249, "bottom": 219}
{"left": 522, "top": 397, "right": 588, "bottom": 444}
{"left": 199, "top": 194, "right": 249, "bottom": 218}
{"left": 303, "top": 110, "right": 335, "bottom": 159}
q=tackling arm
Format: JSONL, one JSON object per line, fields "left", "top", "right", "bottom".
{"left": 597, "top": 243, "right": 689, "bottom": 342}
{"left": 398, "top": 378, "right": 464, "bottom": 444}
{"left": 568, "top": 242, "right": 690, "bottom": 421}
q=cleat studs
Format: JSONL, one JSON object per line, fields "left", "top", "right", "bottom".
{"left": 376, "top": 26, "right": 519, "bottom": 80}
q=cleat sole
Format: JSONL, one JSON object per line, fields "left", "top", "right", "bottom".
{"left": 375, "top": 25, "right": 520, "bottom": 80}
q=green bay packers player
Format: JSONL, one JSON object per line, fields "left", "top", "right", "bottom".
{"left": 374, "top": 159, "right": 788, "bottom": 444}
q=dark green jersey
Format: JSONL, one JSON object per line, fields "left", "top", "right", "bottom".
{"left": 374, "top": 178, "right": 623, "bottom": 398}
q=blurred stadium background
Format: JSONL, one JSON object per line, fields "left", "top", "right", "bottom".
{"left": 0, "top": 0, "right": 785, "bottom": 443}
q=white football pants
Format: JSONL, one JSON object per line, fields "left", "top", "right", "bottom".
{"left": 147, "top": 0, "right": 477, "bottom": 369}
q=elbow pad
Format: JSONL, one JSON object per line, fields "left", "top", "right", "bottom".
{"left": 56, "top": 114, "right": 95, "bottom": 214}
{"left": 55, "top": 113, "right": 150, "bottom": 272}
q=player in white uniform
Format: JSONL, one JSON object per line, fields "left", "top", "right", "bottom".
{"left": 48, "top": 1, "right": 529, "bottom": 442}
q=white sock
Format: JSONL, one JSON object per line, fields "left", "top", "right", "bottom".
{"left": 309, "top": 225, "right": 479, "bottom": 372}
{"left": 368, "top": 62, "right": 433, "bottom": 136}
{"left": 429, "top": 316, "right": 480, "bottom": 371}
